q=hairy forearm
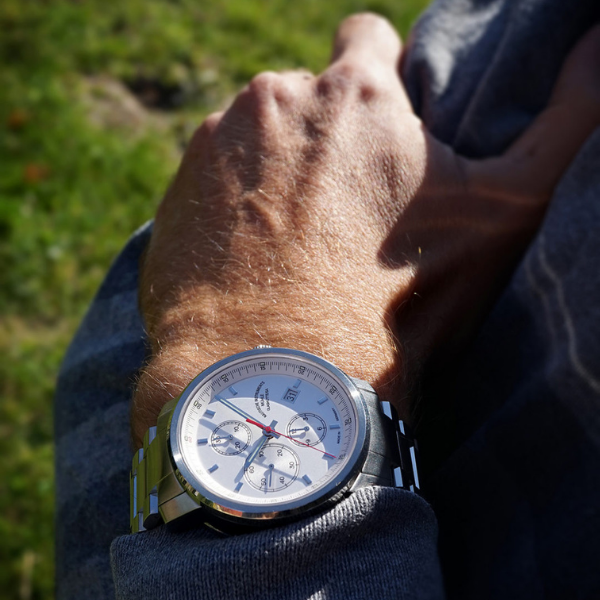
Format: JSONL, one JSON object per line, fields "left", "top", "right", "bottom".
{"left": 132, "top": 283, "right": 411, "bottom": 447}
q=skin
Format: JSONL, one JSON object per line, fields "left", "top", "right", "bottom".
{"left": 132, "top": 14, "right": 600, "bottom": 448}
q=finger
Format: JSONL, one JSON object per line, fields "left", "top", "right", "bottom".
{"left": 325, "top": 13, "right": 413, "bottom": 110}
{"left": 330, "top": 13, "right": 401, "bottom": 70}
{"left": 472, "top": 24, "right": 600, "bottom": 202}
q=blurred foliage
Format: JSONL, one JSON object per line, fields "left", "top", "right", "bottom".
{"left": 0, "top": 0, "right": 427, "bottom": 598}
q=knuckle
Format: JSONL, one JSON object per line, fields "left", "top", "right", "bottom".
{"left": 241, "top": 71, "right": 297, "bottom": 111}
{"left": 318, "top": 62, "right": 383, "bottom": 103}
{"left": 249, "top": 71, "right": 281, "bottom": 94}
{"left": 317, "top": 63, "right": 357, "bottom": 97}
{"left": 248, "top": 71, "right": 292, "bottom": 103}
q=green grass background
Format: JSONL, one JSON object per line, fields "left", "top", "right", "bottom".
{"left": 0, "top": 1, "right": 428, "bottom": 597}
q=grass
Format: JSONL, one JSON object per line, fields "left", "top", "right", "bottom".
{"left": 0, "top": 0, "right": 428, "bottom": 597}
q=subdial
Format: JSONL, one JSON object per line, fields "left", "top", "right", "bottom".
{"left": 244, "top": 443, "right": 300, "bottom": 492}
{"left": 286, "top": 413, "right": 327, "bottom": 447}
{"left": 210, "top": 421, "right": 252, "bottom": 456}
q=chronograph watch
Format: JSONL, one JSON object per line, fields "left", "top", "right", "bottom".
{"left": 130, "top": 347, "right": 420, "bottom": 534}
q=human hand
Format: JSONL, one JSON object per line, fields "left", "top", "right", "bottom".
{"left": 132, "top": 14, "right": 600, "bottom": 446}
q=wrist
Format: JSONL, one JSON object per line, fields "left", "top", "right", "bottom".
{"left": 133, "top": 320, "right": 410, "bottom": 447}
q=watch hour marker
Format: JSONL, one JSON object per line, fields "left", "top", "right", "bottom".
{"left": 234, "top": 481, "right": 243, "bottom": 493}
{"left": 204, "top": 409, "right": 216, "bottom": 418}
{"left": 228, "top": 386, "right": 238, "bottom": 396}
{"left": 293, "top": 379, "right": 302, "bottom": 389}
{"left": 302, "top": 474, "right": 312, "bottom": 485}
{"left": 318, "top": 397, "right": 329, "bottom": 405}
{"left": 208, "top": 464, "right": 219, "bottom": 473}
{"left": 197, "top": 438, "right": 208, "bottom": 445}
{"left": 330, "top": 424, "right": 340, "bottom": 429}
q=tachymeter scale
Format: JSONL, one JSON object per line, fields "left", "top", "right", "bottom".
{"left": 286, "top": 413, "right": 327, "bottom": 447}
{"left": 244, "top": 443, "right": 300, "bottom": 491}
{"left": 210, "top": 420, "right": 251, "bottom": 456}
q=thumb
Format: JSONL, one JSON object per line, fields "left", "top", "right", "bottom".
{"left": 471, "top": 24, "right": 600, "bottom": 203}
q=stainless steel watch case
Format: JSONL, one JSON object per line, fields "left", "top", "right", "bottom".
{"left": 131, "top": 347, "right": 420, "bottom": 534}
{"left": 172, "top": 348, "right": 370, "bottom": 524}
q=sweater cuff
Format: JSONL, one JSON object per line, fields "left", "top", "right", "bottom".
{"left": 111, "top": 486, "right": 444, "bottom": 600}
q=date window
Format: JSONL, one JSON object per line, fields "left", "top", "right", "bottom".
{"left": 282, "top": 388, "right": 299, "bottom": 403}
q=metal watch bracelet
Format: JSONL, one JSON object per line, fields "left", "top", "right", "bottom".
{"left": 130, "top": 381, "right": 420, "bottom": 533}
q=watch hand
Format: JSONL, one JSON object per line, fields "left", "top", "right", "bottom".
{"left": 214, "top": 396, "right": 259, "bottom": 423}
{"left": 244, "top": 435, "right": 270, "bottom": 469}
{"left": 246, "top": 418, "right": 336, "bottom": 459}
{"left": 215, "top": 436, "right": 244, "bottom": 449}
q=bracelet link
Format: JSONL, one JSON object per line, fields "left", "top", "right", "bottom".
{"left": 130, "top": 448, "right": 145, "bottom": 533}
{"left": 142, "top": 427, "right": 161, "bottom": 530}
{"left": 130, "top": 426, "right": 161, "bottom": 533}
{"left": 379, "top": 401, "right": 420, "bottom": 493}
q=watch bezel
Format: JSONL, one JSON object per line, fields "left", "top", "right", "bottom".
{"left": 168, "top": 347, "right": 370, "bottom": 524}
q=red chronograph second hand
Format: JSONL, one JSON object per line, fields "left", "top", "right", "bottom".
{"left": 245, "top": 418, "right": 337, "bottom": 459}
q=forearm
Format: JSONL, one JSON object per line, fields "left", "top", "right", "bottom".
{"left": 133, "top": 281, "right": 411, "bottom": 447}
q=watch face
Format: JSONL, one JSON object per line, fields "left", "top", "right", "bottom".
{"left": 170, "top": 348, "right": 369, "bottom": 522}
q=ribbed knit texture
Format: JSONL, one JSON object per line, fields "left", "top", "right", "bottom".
{"left": 111, "top": 488, "right": 443, "bottom": 600}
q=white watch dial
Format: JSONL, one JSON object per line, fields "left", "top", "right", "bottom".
{"left": 176, "top": 352, "right": 362, "bottom": 511}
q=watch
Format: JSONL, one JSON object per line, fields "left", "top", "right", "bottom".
{"left": 130, "top": 346, "right": 420, "bottom": 534}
